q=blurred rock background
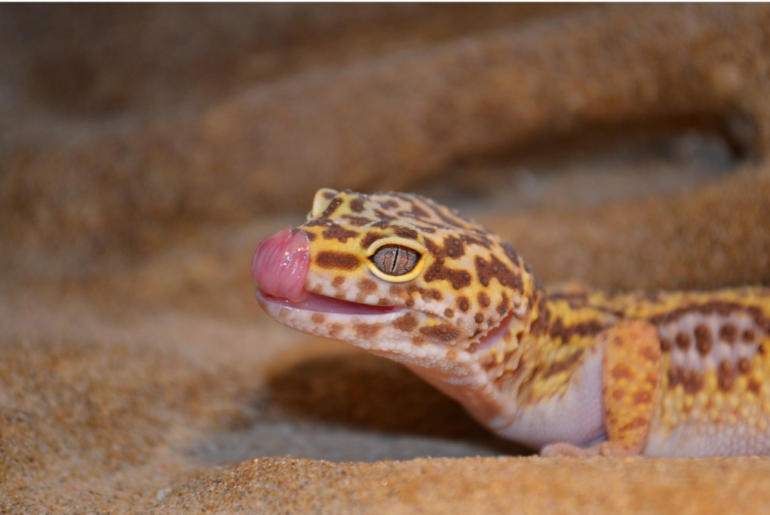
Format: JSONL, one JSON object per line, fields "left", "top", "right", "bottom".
{"left": 1, "top": 4, "right": 770, "bottom": 513}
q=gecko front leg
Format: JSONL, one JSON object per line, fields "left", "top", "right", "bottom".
{"left": 542, "top": 321, "right": 662, "bottom": 457}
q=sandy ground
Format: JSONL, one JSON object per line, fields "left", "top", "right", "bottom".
{"left": 2, "top": 5, "right": 770, "bottom": 514}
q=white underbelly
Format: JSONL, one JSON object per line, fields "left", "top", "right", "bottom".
{"left": 644, "top": 420, "right": 770, "bottom": 457}
{"left": 495, "top": 348, "right": 606, "bottom": 450}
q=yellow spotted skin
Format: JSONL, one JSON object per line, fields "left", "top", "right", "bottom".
{"left": 258, "top": 188, "right": 770, "bottom": 457}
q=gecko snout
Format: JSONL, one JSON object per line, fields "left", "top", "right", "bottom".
{"left": 251, "top": 226, "right": 310, "bottom": 303}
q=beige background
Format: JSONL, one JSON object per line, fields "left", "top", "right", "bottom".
{"left": 2, "top": 5, "right": 770, "bottom": 513}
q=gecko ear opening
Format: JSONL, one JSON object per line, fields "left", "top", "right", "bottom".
{"left": 310, "top": 188, "right": 340, "bottom": 219}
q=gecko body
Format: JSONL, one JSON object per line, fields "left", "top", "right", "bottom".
{"left": 252, "top": 188, "right": 770, "bottom": 457}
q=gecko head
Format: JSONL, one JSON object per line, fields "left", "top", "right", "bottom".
{"left": 253, "top": 188, "right": 539, "bottom": 372}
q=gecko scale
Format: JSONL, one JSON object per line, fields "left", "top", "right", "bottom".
{"left": 252, "top": 188, "right": 770, "bottom": 457}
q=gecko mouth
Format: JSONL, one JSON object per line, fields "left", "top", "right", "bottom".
{"left": 258, "top": 289, "right": 515, "bottom": 352}
{"left": 257, "top": 290, "right": 402, "bottom": 316}
{"left": 473, "top": 311, "right": 515, "bottom": 353}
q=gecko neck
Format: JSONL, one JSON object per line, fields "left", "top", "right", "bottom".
{"left": 402, "top": 273, "right": 549, "bottom": 432}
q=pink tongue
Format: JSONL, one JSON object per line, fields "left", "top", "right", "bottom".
{"left": 251, "top": 227, "right": 310, "bottom": 303}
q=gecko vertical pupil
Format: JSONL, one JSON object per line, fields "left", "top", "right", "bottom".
{"left": 371, "top": 245, "right": 420, "bottom": 276}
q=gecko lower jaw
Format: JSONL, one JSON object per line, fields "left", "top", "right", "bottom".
{"left": 257, "top": 289, "right": 515, "bottom": 356}
{"left": 256, "top": 289, "right": 403, "bottom": 316}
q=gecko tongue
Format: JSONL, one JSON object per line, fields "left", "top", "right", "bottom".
{"left": 251, "top": 226, "right": 310, "bottom": 303}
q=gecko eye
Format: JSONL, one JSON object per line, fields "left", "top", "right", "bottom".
{"left": 370, "top": 245, "right": 421, "bottom": 276}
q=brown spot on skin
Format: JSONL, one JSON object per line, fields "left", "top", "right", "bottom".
{"left": 332, "top": 276, "right": 345, "bottom": 288}
{"left": 718, "top": 360, "right": 735, "bottom": 391}
{"left": 321, "top": 223, "right": 359, "bottom": 243}
{"left": 394, "top": 314, "right": 418, "bottom": 332}
{"left": 547, "top": 291, "right": 589, "bottom": 307}
{"left": 611, "top": 363, "right": 633, "bottom": 380}
{"left": 329, "top": 324, "right": 343, "bottom": 338}
{"left": 379, "top": 200, "right": 399, "bottom": 209}
{"left": 660, "top": 338, "right": 673, "bottom": 352}
{"left": 311, "top": 313, "right": 326, "bottom": 324}
{"left": 549, "top": 318, "right": 564, "bottom": 339}
{"left": 342, "top": 215, "right": 371, "bottom": 226}
{"left": 529, "top": 297, "right": 550, "bottom": 338}
{"left": 360, "top": 232, "right": 385, "bottom": 249}
{"left": 743, "top": 329, "right": 756, "bottom": 342}
{"left": 737, "top": 357, "right": 752, "bottom": 374}
{"left": 372, "top": 216, "right": 394, "bottom": 227}
{"left": 395, "top": 226, "right": 419, "bottom": 240}
{"left": 474, "top": 313, "right": 484, "bottom": 324}
{"left": 543, "top": 349, "right": 584, "bottom": 379}
{"left": 405, "top": 299, "right": 415, "bottom": 308}
{"left": 649, "top": 301, "right": 742, "bottom": 325}
{"left": 446, "top": 349, "right": 458, "bottom": 361}
{"left": 420, "top": 324, "right": 460, "bottom": 342}
{"left": 719, "top": 324, "right": 738, "bottom": 344}
{"left": 478, "top": 292, "right": 490, "bottom": 308}
{"left": 497, "top": 293, "right": 509, "bottom": 315}
{"left": 350, "top": 197, "right": 365, "bottom": 213}
{"left": 501, "top": 242, "right": 521, "bottom": 267}
{"left": 748, "top": 378, "right": 761, "bottom": 395}
{"left": 668, "top": 367, "right": 680, "bottom": 387}
{"left": 633, "top": 391, "right": 652, "bottom": 404}
{"left": 354, "top": 324, "right": 382, "bottom": 340}
{"left": 556, "top": 320, "right": 604, "bottom": 344}
{"left": 640, "top": 345, "right": 658, "bottom": 362}
{"left": 675, "top": 332, "right": 691, "bottom": 351}
{"left": 694, "top": 324, "right": 712, "bottom": 355}
{"left": 303, "top": 231, "right": 317, "bottom": 241}
{"left": 444, "top": 308, "right": 454, "bottom": 318}
{"left": 426, "top": 201, "right": 465, "bottom": 229}
{"left": 411, "top": 224, "right": 437, "bottom": 234}
{"left": 457, "top": 297, "right": 470, "bottom": 312}
{"left": 322, "top": 197, "right": 343, "bottom": 217}
{"left": 392, "top": 194, "right": 430, "bottom": 219}
{"left": 480, "top": 353, "right": 497, "bottom": 371}
{"left": 475, "top": 255, "right": 523, "bottom": 293}
{"left": 442, "top": 236, "right": 465, "bottom": 258}
{"left": 681, "top": 369, "right": 704, "bottom": 394}
{"left": 644, "top": 373, "right": 658, "bottom": 389}
{"left": 316, "top": 252, "right": 360, "bottom": 270}
{"left": 359, "top": 278, "right": 377, "bottom": 294}
{"left": 424, "top": 237, "right": 441, "bottom": 256}
{"left": 620, "top": 417, "right": 648, "bottom": 432}
{"left": 460, "top": 233, "right": 492, "bottom": 249}
{"left": 411, "top": 336, "right": 426, "bottom": 346}
{"left": 423, "top": 257, "right": 472, "bottom": 290}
